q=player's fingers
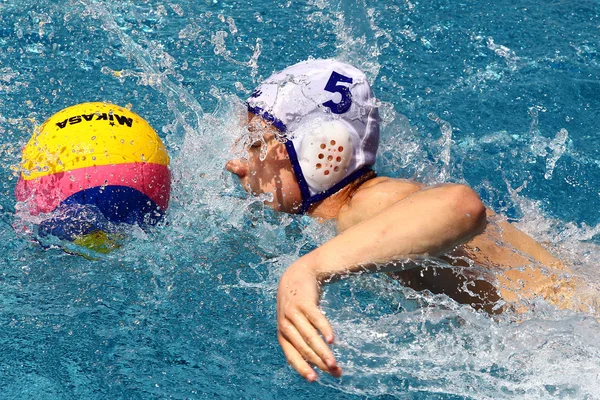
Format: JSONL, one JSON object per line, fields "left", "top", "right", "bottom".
{"left": 286, "top": 310, "right": 338, "bottom": 370}
{"left": 278, "top": 332, "right": 318, "bottom": 382}
{"left": 301, "top": 303, "right": 335, "bottom": 344}
{"left": 278, "top": 318, "right": 330, "bottom": 372}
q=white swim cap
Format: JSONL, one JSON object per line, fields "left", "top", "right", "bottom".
{"left": 247, "top": 59, "right": 380, "bottom": 213}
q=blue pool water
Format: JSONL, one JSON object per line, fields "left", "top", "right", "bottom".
{"left": 1, "top": 0, "right": 600, "bottom": 398}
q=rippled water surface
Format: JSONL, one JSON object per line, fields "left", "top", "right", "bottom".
{"left": 1, "top": 1, "right": 600, "bottom": 398}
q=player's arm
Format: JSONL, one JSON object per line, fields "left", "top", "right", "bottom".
{"left": 276, "top": 183, "right": 487, "bottom": 381}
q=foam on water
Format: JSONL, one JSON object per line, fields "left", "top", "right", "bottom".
{"left": 1, "top": 0, "right": 600, "bottom": 398}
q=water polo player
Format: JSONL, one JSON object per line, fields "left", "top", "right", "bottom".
{"left": 225, "top": 59, "right": 575, "bottom": 381}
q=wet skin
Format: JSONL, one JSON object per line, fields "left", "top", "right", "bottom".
{"left": 226, "top": 113, "right": 302, "bottom": 213}
{"left": 226, "top": 114, "right": 575, "bottom": 381}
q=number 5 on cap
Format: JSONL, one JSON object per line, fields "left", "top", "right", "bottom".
{"left": 322, "top": 71, "right": 353, "bottom": 114}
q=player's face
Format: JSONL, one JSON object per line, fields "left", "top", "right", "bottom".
{"left": 226, "top": 113, "right": 302, "bottom": 213}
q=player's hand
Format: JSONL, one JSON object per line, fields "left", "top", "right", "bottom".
{"left": 276, "top": 262, "right": 343, "bottom": 381}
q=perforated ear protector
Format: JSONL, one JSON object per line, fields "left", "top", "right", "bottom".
{"left": 298, "top": 121, "right": 354, "bottom": 192}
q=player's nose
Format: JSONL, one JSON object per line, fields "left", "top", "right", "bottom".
{"left": 225, "top": 159, "right": 248, "bottom": 178}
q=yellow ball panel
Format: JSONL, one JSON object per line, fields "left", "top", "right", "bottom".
{"left": 20, "top": 102, "right": 169, "bottom": 181}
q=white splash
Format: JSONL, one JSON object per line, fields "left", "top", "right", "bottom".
{"left": 428, "top": 112, "right": 454, "bottom": 183}
{"left": 486, "top": 37, "right": 520, "bottom": 72}
{"left": 544, "top": 128, "right": 569, "bottom": 180}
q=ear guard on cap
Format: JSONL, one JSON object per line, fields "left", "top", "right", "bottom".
{"left": 298, "top": 121, "right": 354, "bottom": 193}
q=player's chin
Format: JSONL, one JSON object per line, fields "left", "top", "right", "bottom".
{"left": 266, "top": 198, "right": 303, "bottom": 214}
{"left": 263, "top": 198, "right": 284, "bottom": 212}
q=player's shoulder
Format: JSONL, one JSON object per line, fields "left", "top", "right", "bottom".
{"left": 354, "top": 176, "right": 424, "bottom": 199}
{"left": 336, "top": 177, "right": 425, "bottom": 231}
